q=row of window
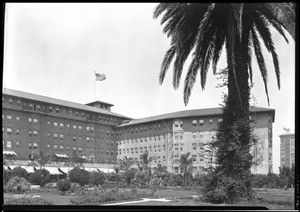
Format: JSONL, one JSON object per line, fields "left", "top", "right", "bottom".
{"left": 116, "top": 123, "right": 170, "bottom": 136}
{"left": 3, "top": 96, "right": 120, "bottom": 124}
{"left": 118, "top": 145, "right": 166, "bottom": 155}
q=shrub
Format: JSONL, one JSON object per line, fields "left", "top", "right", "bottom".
{"left": 105, "top": 172, "right": 122, "bottom": 183}
{"left": 90, "top": 171, "right": 106, "bottom": 186}
{"left": 122, "top": 170, "right": 136, "bottom": 185}
{"left": 252, "top": 174, "right": 269, "bottom": 188}
{"left": 3, "top": 168, "right": 12, "bottom": 184}
{"left": 11, "top": 167, "right": 28, "bottom": 180}
{"left": 167, "top": 174, "right": 184, "bottom": 186}
{"left": 57, "top": 178, "right": 71, "bottom": 194}
{"left": 69, "top": 168, "right": 91, "bottom": 186}
{"left": 4, "top": 176, "right": 31, "bottom": 194}
{"left": 204, "top": 188, "right": 227, "bottom": 204}
{"left": 70, "top": 188, "right": 154, "bottom": 205}
{"left": 4, "top": 196, "right": 53, "bottom": 205}
{"left": 29, "top": 169, "right": 51, "bottom": 187}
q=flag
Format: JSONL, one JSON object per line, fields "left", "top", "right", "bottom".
{"left": 283, "top": 127, "right": 290, "bottom": 132}
{"left": 95, "top": 73, "right": 106, "bottom": 81}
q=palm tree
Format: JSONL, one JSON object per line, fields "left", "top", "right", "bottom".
{"left": 66, "top": 150, "right": 87, "bottom": 169}
{"left": 139, "top": 151, "right": 151, "bottom": 177}
{"left": 27, "top": 151, "right": 51, "bottom": 170}
{"left": 120, "top": 156, "right": 134, "bottom": 171}
{"left": 152, "top": 163, "right": 168, "bottom": 178}
{"left": 154, "top": 3, "right": 294, "bottom": 199}
{"left": 175, "top": 152, "right": 193, "bottom": 187}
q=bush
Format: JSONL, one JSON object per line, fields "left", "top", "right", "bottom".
{"left": 167, "top": 173, "right": 184, "bottom": 186}
{"left": 105, "top": 172, "right": 122, "bottom": 183}
{"left": 69, "top": 168, "right": 91, "bottom": 186}
{"left": 11, "top": 167, "right": 28, "bottom": 180}
{"left": 122, "top": 170, "right": 136, "bottom": 185}
{"left": 29, "top": 169, "right": 51, "bottom": 187}
{"left": 4, "top": 196, "right": 53, "bottom": 205}
{"left": 3, "top": 168, "right": 12, "bottom": 184}
{"left": 204, "top": 188, "right": 227, "bottom": 204}
{"left": 70, "top": 188, "right": 154, "bottom": 205}
{"left": 4, "top": 176, "right": 31, "bottom": 194}
{"left": 90, "top": 171, "right": 106, "bottom": 186}
{"left": 57, "top": 178, "right": 71, "bottom": 194}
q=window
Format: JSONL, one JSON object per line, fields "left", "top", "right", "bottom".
{"left": 199, "top": 120, "right": 204, "bottom": 126}
{"left": 49, "top": 106, "right": 53, "bottom": 113}
{"left": 73, "top": 137, "right": 77, "bottom": 142}
{"left": 47, "top": 121, "right": 50, "bottom": 125}
{"left": 8, "top": 98, "right": 13, "bottom": 104}
{"left": 193, "top": 146, "right": 197, "bottom": 150}
{"left": 192, "top": 120, "right": 197, "bottom": 126}
{"left": 54, "top": 122, "right": 58, "bottom": 126}
{"left": 7, "top": 128, "right": 12, "bottom": 135}
{"left": 78, "top": 147, "right": 82, "bottom": 153}
{"left": 54, "top": 133, "right": 58, "bottom": 139}
{"left": 192, "top": 133, "right": 197, "bottom": 138}
{"left": 78, "top": 125, "right": 82, "bottom": 130}
{"left": 16, "top": 116, "right": 20, "bottom": 121}
{"left": 28, "top": 118, "right": 32, "bottom": 123}
{"left": 54, "top": 145, "right": 58, "bottom": 151}
{"left": 75, "top": 111, "right": 78, "bottom": 116}
{"left": 47, "top": 144, "right": 50, "bottom": 150}
{"left": 218, "top": 118, "right": 223, "bottom": 122}
{"left": 28, "top": 143, "right": 32, "bottom": 150}
{"left": 56, "top": 107, "right": 59, "bottom": 113}
{"left": 33, "top": 130, "right": 38, "bottom": 137}
{"left": 60, "top": 134, "right": 64, "bottom": 140}
{"left": 60, "top": 145, "right": 64, "bottom": 151}
{"left": 33, "top": 118, "right": 38, "bottom": 124}
{"left": 87, "top": 126, "right": 90, "bottom": 131}
{"left": 86, "top": 137, "right": 90, "bottom": 143}
{"left": 192, "top": 155, "right": 197, "bottom": 162}
{"left": 17, "top": 100, "right": 21, "bottom": 106}
{"left": 16, "top": 129, "right": 20, "bottom": 135}
{"left": 28, "top": 131, "right": 32, "bottom": 137}
{"left": 7, "top": 141, "right": 12, "bottom": 148}
{"left": 33, "top": 143, "right": 38, "bottom": 149}
{"left": 209, "top": 119, "right": 213, "bottom": 124}
{"left": 60, "top": 123, "right": 64, "bottom": 128}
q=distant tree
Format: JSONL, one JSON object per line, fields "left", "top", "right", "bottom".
{"left": 120, "top": 156, "right": 134, "bottom": 171}
{"left": 279, "top": 164, "right": 294, "bottom": 188}
{"left": 176, "top": 152, "right": 193, "bottom": 186}
{"left": 152, "top": 163, "right": 168, "bottom": 179}
{"left": 139, "top": 151, "right": 151, "bottom": 179}
{"left": 27, "top": 151, "right": 51, "bottom": 170}
{"left": 65, "top": 151, "right": 88, "bottom": 169}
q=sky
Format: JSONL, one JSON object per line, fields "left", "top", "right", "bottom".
{"left": 3, "top": 3, "right": 295, "bottom": 173}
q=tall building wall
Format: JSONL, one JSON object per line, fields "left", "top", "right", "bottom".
{"left": 279, "top": 133, "right": 295, "bottom": 169}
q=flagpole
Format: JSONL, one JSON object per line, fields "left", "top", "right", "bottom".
{"left": 94, "top": 71, "right": 96, "bottom": 101}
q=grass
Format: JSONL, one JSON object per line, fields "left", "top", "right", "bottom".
{"left": 3, "top": 187, "right": 295, "bottom": 209}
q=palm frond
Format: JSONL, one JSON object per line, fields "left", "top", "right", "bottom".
{"left": 253, "top": 13, "right": 280, "bottom": 89}
{"left": 159, "top": 46, "right": 176, "bottom": 85}
{"left": 183, "top": 56, "right": 201, "bottom": 105}
{"left": 153, "top": 3, "right": 174, "bottom": 19}
{"left": 247, "top": 34, "right": 253, "bottom": 85}
{"left": 212, "top": 30, "right": 226, "bottom": 74}
{"left": 264, "top": 3, "right": 295, "bottom": 40}
{"left": 251, "top": 28, "right": 270, "bottom": 106}
{"left": 160, "top": 3, "right": 184, "bottom": 25}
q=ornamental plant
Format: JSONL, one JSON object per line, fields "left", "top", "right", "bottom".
{"left": 29, "top": 169, "right": 51, "bottom": 187}
{"left": 11, "top": 167, "right": 28, "bottom": 180}
{"left": 57, "top": 178, "right": 71, "bottom": 194}
{"left": 4, "top": 176, "right": 31, "bottom": 194}
{"left": 69, "top": 168, "right": 91, "bottom": 186}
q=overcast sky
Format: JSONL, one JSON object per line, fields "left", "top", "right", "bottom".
{"left": 3, "top": 3, "right": 295, "bottom": 173}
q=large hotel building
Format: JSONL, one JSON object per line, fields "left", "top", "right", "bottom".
{"left": 279, "top": 133, "right": 295, "bottom": 169}
{"left": 2, "top": 88, "right": 275, "bottom": 174}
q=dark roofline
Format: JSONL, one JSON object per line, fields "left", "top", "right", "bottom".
{"left": 86, "top": 100, "right": 114, "bottom": 107}
{"left": 3, "top": 88, "right": 131, "bottom": 119}
{"left": 117, "top": 107, "right": 275, "bottom": 127}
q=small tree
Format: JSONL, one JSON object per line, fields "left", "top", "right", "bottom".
{"left": 57, "top": 178, "right": 71, "bottom": 194}
{"left": 66, "top": 151, "right": 88, "bottom": 169}
{"left": 5, "top": 176, "right": 31, "bottom": 194}
{"left": 11, "top": 167, "right": 28, "bottom": 180}
{"left": 90, "top": 171, "right": 106, "bottom": 186}
{"left": 29, "top": 151, "right": 52, "bottom": 170}
{"left": 123, "top": 169, "right": 136, "bottom": 185}
{"left": 120, "top": 156, "right": 134, "bottom": 171}
{"left": 29, "top": 169, "right": 51, "bottom": 187}
{"left": 68, "top": 168, "right": 91, "bottom": 186}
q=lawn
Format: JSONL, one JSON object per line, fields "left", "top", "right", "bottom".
{"left": 3, "top": 187, "right": 295, "bottom": 210}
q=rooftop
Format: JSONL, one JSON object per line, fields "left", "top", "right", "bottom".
{"left": 86, "top": 100, "right": 114, "bottom": 107}
{"left": 3, "top": 88, "right": 131, "bottom": 119}
{"left": 118, "top": 107, "right": 275, "bottom": 127}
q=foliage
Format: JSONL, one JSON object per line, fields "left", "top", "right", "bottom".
{"left": 252, "top": 174, "right": 269, "bottom": 188}
{"left": 279, "top": 165, "right": 294, "bottom": 188}
{"left": 90, "top": 171, "right": 106, "bottom": 186}
{"left": 167, "top": 173, "right": 184, "bottom": 186}
{"left": 122, "top": 169, "right": 136, "bottom": 185}
{"left": 32, "top": 151, "right": 52, "bottom": 169}
{"left": 204, "top": 188, "right": 227, "bottom": 204}
{"left": 175, "top": 152, "right": 193, "bottom": 186}
{"left": 4, "top": 176, "right": 31, "bottom": 194}
{"left": 68, "top": 168, "right": 92, "bottom": 186}
{"left": 28, "top": 169, "right": 51, "bottom": 187}
{"left": 152, "top": 163, "right": 168, "bottom": 179}
{"left": 3, "top": 168, "right": 12, "bottom": 184}
{"left": 70, "top": 188, "right": 154, "bottom": 205}
{"left": 105, "top": 172, "right": 122, "bottom": 183}
{"left": 65, "top": 150, "right": 88, "bottom": 169}
{"left": 4, "top": 196, "right": 53, "bottom": 205}
{"left": 132, "top": 171, "right": 148, "bottom": 186}
{"left": 193, "top": 173, "right": 213, "bottom": 188}
{"left": 11, "top": 167, "right": 28, "bottom": 180}
{"left": 57, "top": 178, "right": 71, "bottom": 193}
{"left": 120, "top": 156, "right": 135, "bottom": 171}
